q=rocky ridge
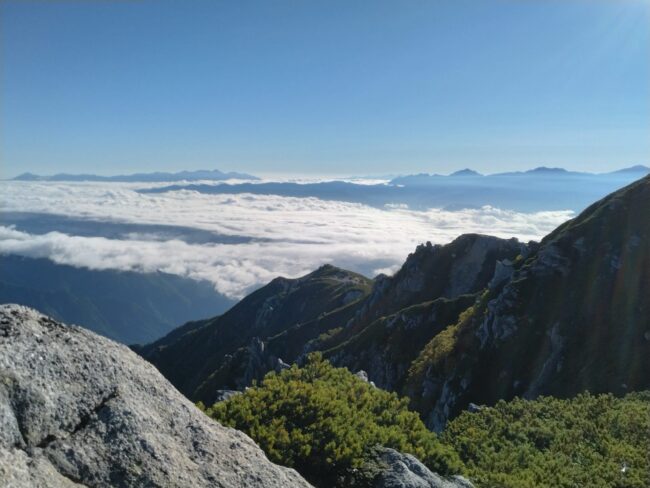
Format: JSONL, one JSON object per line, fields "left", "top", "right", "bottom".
{"left": 137, "top": 265, "right": 373, "bottom": 403}
{"left": 140, "top": 235, "right": 525, "bottom": 403}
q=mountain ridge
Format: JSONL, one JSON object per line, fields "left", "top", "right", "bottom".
{"left": 137, "top": 264, "right": 373, "bottom": 403}
{"left": 140, "top": 234, "right": 526, "bottom": 401}
{"left": 140, "top": 175, "right": 650, "bottom": 432}
{"left": 141, "top": 168, "right": 649, "bottom": 213}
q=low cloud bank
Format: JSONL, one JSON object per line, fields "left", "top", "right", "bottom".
{"left": 0, "top": 181, "right": 573, "bottom": 298}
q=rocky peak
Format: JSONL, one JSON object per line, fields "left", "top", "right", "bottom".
{"left": 450, "top": 169, "right": 482, "bottom": 177}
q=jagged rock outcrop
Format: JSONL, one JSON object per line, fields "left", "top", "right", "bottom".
{"left": 287, "top": 236, "right": 525, "bottom": 393}
{"left": 0, "top": 305, "right": 311, "bottom": 488}
{"left": 351, "top": 235, "right": 529, "bottom": 328}
{"left": 362, "top": 448, "right": 474, "bottom": 488}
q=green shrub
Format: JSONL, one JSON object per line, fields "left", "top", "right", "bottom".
{"left": 203, "top": 353, "right": 649, "bottom": 488}
{"left": 442, "top": 392, "right": 650, "bottom": 488}
{"left": 206, "top": 353, "right": 462, "bottom": 486}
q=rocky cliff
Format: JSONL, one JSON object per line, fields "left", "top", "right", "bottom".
{"left": 0, "top": 304, "right": 311, "bottom": 488}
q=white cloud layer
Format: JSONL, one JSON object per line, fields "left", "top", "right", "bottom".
{"left": 0, "top": 181, "right": 573, "bottom": 298}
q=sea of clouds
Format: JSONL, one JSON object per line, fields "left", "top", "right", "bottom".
{"left": 0, "top": 180, "right": 573, "bottom": 298}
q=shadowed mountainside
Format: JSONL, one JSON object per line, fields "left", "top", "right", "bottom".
{"left": 405, "top": 173, "right": 650, "bottom": 429}
{"left": 136, "top": 265, "right": 373, "bottom": 403}
{"left": 0, "top": 255, "right": 235, "bottom": 344}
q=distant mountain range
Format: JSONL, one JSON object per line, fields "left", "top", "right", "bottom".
{"left": 11, "top": 165, "right": 647, "bottom": 184}
{"left": 0, "top": 254, "right": 235, "bottom": 344}
{"left": 609, "top": 164, "right": 650, "bottom": 174}
{"left": 11, "top": 168, "right": 258, "bottom": 182}
{"left": 390, "top": 165, "right": 650, "bottom": 183}
{"left": 139, "top": 174, "right": 650, "bottom": 430}
{"left": 142, "top": 165, "right": 650, "bottom": 213}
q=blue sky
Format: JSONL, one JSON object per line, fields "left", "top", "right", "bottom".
{"left": 1, "top": 0, "right": 649, "bottom": 178}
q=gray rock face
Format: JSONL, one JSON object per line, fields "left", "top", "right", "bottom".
{"left": 355, "top": 235, "right": 526, "bottom": 330}
{"left": 354, "top": 370, "right": 370, "bottom": 382}
{"left": 444, "top": 237, "right": 518, "bottom": 298}
{"left": 487, "top": 259, "right": 514, "bottom": 290}
{"left": 213, "top": 389, "right": 242, "bottom": 403}
{"left": 368, "top": 448, "right": 473, "bottom": 488}
{"left": 0, "top": 304, "right": 312, "bottom": 488}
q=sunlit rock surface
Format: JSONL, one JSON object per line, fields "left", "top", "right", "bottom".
{"left": 0, "top": 304, "right": 311, "bottom": 488}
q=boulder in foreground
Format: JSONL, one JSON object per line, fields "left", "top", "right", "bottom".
{"left": 0, "top": 304, "right": 311, "bottom": 488}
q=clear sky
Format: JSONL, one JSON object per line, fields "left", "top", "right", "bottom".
{"left": 1, "top": 0, "right": 649, "bottom": 178}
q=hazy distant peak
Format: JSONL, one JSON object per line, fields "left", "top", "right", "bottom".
{"left": 12, "top": 172, "right": 41, "bottom": 181}
{"left": 488, "top": 166, "right": 584, "bottom": 177}
{"left": 450, "top": 168, "right": 482, "bottom": 177}
{"left": 526, "top": 166, "right": 569, "bottom": 174}
{"left": 609, "top": 165, "right": 650, "bottom": 175}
